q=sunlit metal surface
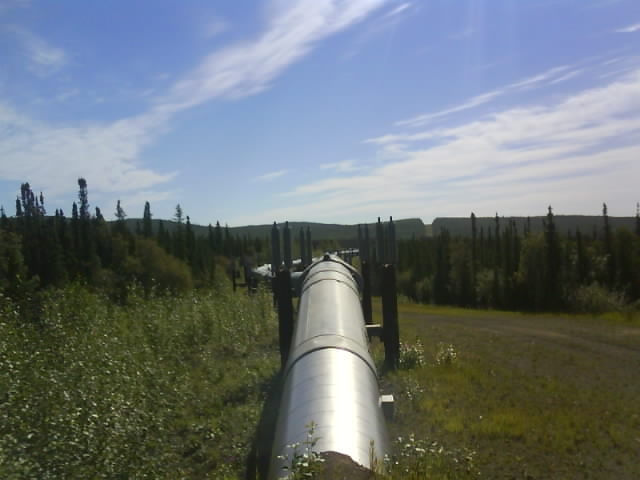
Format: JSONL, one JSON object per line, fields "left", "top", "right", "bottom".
{"left": 268, "top": 257, "right": 389, "bottom": 479}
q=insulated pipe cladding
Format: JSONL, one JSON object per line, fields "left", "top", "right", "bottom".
{"left": 268, "top": 255, "right": 390, "bottom": 479}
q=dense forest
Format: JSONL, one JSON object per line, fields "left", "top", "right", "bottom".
{"left": 397, "top": 207, "right": 640, "bottom": 313}
{"left": 0, "top": 180, "right": 273, "bottom": 316}
{"left": 2, "top": 179, "right": 639, "bottom": 316}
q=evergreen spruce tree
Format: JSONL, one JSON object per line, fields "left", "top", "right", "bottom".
{"left": 433, "top": 230, "right": 451, "bottom": 305}
{"left": 492, "top": 213, "right": 501, "bottom": 307}
{"left": 185, "top": 216, "right": 196, "bottom": 267}
{"left": 470, "top": 212, "right": 478, "bottom": 305}
{"left": 78, "top": 178, "right": 90, "bottom": 219}
{"left": 544, "top": 206, "right": 561, "bottom": 309}
{"left": 143, "top": 201, "right": 152, "bottom": 237}
{"left": 174, "top": 204, "right": 183, "bottom": 224}
{"left": 602, "top": 203, "right": 615, "bottom": 287}
{"left": 114, "top": 200, "right": 127, "bottom": 235}
{"left": 0, "top": 206, "right": 8, "bottom": 231}
{"left": 214, "top": 221, "right": 223, "bottom": 253}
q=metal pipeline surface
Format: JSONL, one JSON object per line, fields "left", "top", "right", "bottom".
{"left": 268, "top": 256, "right": 389, "bottom": 479}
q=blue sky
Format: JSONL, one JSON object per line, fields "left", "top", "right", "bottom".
{"left": 1, "top": 0, "right": 639, "bottom": 226}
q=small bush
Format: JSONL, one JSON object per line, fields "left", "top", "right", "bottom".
{"left": 435, "top": 343, "right": 457, "bottom": 366}
{"left": 384, "top": 433, "right": 478, "bottom": 479}
{"left": 399, "top": 339, "right": 425, "bottom": 369}
{"left": 567, "top": 283, "right": 627, "bottom": 314}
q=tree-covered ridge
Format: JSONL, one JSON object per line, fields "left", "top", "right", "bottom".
{"left": 398, "top": 205, "right": 640, "bottom": 312}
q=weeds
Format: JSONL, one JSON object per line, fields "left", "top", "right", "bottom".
{"left": 278, "top": 422, "right": 325, "bottom": 480}
{"left": 398, "top": 339, "right": 425, "bottom": 369}
{"left": 384, "top": 433, "right": 479, "bottom": 479}
{"left": 435, "top": 342, "right": 457, "bottom": 366}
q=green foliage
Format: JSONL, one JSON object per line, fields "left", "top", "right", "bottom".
{"left": 0, "top": 283, "right": 278, "bottom": 479}
{"left": 398, "top": 339, "right": 426, "bottom": 370}
{"left": 383, "top": 433, "right": 478, "bottom": 479}
{"left": 435, "top": 343, "right": 457, "bottom": 366}
{"left": 132, "top": 236, "right": 193, "bottom": 293}
{"left": 278, "top": 422, "right": 325, "bottom": 480}
{"left": 399, "top": 206, "right": 640, "bottom": 313}
{"left": 567, "top": 282, "right": 628, "bottom": 314}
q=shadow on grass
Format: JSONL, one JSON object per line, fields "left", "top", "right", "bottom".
{"left": 245, "top": 370, "right": 284, "bottom": 480}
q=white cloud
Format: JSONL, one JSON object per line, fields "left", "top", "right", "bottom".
{"left": 254, "top": 169, "right": 289, "bottom": 182}
{"left": 253, "top": 67, "right": 640, "bottom": 223}
{"left": 0, "top": 0, "right": 386, "bottom": 205}
{"left": 383, "top": 2, "right": 411, "bottom": 18}
{"left": 395, "top": 90, "right": 504, "bottom": 128}
{"left": 161, "top": 0, "right": 387, "bottom": 111}
{"left": 615, "top": 22, "right": 640, "bottom": 33}
{"left": 320, "top": 159, "right": 362, "bottom": 172}
{"left": 9, "top": 26, "right": 67, "bottom": 75}
{"left": 390, "top": 65, "right": 576, "bottom": 129}
{"left": 0, "top": 103, "right": 176, "bottom": 199}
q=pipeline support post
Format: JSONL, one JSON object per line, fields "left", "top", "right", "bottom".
{"left": 382, "top": 264, "right": 400, "bottom": 370}
{"left": 306, "top": 226, "right": 312, "bottom": 265}
{"left": 283, "top": 221, "right": 292, "bottom": 270}
{"left": 276, "top": 269, "right": 294, "bottom": 369}
{"left": 361, "top": 260, "right": 373, "bottom": 325}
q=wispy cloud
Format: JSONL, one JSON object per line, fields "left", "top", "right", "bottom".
{"left": 254, "top": 169, "right": 288, "bottom": 182}
{"left": 615, "top": 22, "right": 640, "bottom": 33}
{"left": 8, "top": 26, "right": 67, "bottom": 75}
{"left": 320, "top": 159, "right": 362, "bottom": 172}
{"left": 391, "top": 65, "right": 576, "bottom": 129}
{"left": 203, "top": 17, "right": 229, "bottom": 38}
{"left": 383, "top": 2, "right": 411, "bottom": 18}
{"left": 162, "top": 0, "right": 387, "bottom": 111}
{"left": 256, "top": 67, "right": 640, "bottom": 223}
{"left": 0, "top": 0, "right": 387, "bottom": 208}
{"left": 394, "top": 90, "right": 504, "bottom": 128}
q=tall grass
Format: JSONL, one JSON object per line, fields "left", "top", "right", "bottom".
{"left": 0, "top": 280, "right": 279, "bottom": 479}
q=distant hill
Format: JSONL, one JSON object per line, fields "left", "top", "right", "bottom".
{"left": 117, "top": 217, "right": 427, "bottom": 242}
{"left": 431, "top": 215, "right": 637, "bottom": 237}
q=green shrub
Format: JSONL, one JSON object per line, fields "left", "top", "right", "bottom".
{"left": 399, "top": 339, "right": 426, "bottom": 369}
{"left": 0, "top": 282, "right": 278, "bottom": 479}
{"left": 567, "top": 282, "right": 627, "bottom": 314}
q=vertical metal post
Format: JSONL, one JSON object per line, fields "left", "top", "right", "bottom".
{"left": 361, "top": 260, "right": 373, "bottom": 325}
{"left": 306, "top": 226, "right": 312, "bottom": 265}
{"left": 276, "top": 269, "right": 294, "bottom": 368}
{"left": 271, "top": 222, "right": 281, "bottom": 274}
{"left": 363, "top": 224, "right": 370, "bottom": 263}
{"left": 376, "top": 217, "right": 385, "bottom": 265}
{"left": 388, "top": 216, "right": 397, "bottom": 265}
{"left": 283, "top": 221, "right": 292, "bottom": 270}
{"left": 382, "top": 264, "right": 400, "bottom": 370}
{"left": 299, "top": 228, "right": 306, "bottom": 267}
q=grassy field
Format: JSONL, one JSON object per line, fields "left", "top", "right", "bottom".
{"left": 377, "top": 300, "right": 640, "bottom": 479}
{"left": 3, "top": 284, "right": 639, "bottom": 479}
